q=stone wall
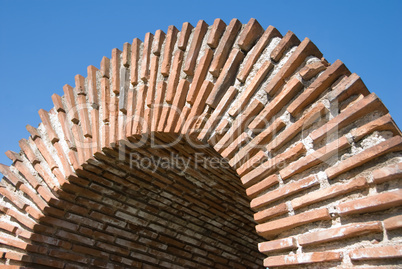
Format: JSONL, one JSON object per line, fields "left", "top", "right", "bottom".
{"left": 0, "top": 18, "right": 401, "bottom": 268}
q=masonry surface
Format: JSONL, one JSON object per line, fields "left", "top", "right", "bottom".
{"left": 0, "top": 18, "right": 401, "bottom": 268}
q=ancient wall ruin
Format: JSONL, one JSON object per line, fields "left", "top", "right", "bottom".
{"left": 0, "top": 18, "right": 401, "bottom": 268}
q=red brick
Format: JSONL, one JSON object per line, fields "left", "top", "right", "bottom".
{"left": 327, "top": 72, "right": 369, "bottom": 103}
{"left": 384, "top": 215, "right": 402, "bottom": 231}
{"left": 165, "top": 49, "right": 184, "bottom": 104}
{"left": 220, "top": 132, "right": 249, "bottom": 159}
{"left": 131, "top": 85, "right": 147, "bottom": 135}
{"left": 209, "top": 18, "right": 242, "bottom": 77}
{"left": 259, "top": 237, "right": 296, "bottom": 254}
{"left": 100, "top": 77, "right": 110, "bottom": 123}
{"left": 237, "top": 18, "right": 264, "bottom": 52}
{"left": 291, "top": 176, "right": 367, "bottom": 210}
{"left": 161, "top": 25, "right": 179, "bottom": 76}
{"left": 197, "top": 86, "right": 238, "bottom": 141}
{"left": 351, "top": 114, "right": 400, "bottom": 142}
{"left": 163, "top": 79, "right": 190, "bottom": 132}
{"left": 287, "top": 59, "right": 350, "bottom": 116}
{"left": 213, "top": 99, "right": 263, "bottom": 153}
{"left": 51, "top": 93, "right": 65, "bottom": 113}
{"left": 207, "top": 118, "right": 231, "bottom": 145}
{"left": 336, "top": 189, "right": 402, "bottom": 216}
{"left": 76, "top": 92, "right": 92, "bottom": 138}
{"left": 270, "top": 30, "right": 300, "bottom": 62}
{"left": 186, "top": 48, "right": 214, "bottom": 105}
{"left": 256, "top": 208, "right": 331, "bottom": 238}
{"left": 75, "top": 74, "right": 86, "bottom": 95}
{"left": 146, "top": 55, "right": 160, "bottom": 107}
{"left": 241, "top": 142, "right": 306, "bottom": 186}
{"left": 100, "top": 56, "right": 110, "bottom": 78}
{"left": 251, "top": 175, "right": 318, "bottom": 210}
{"left": 266, "top": 102, "right": 328, "bottom": 153}
{"left": 206, "top": 48, "right": 244, "bottom": 108}
{"left": 299, "top": 221, "right": 382, "bottom": 246}
{"left": 177, "top": 22, "right": 194, "bottom": 50}
{"left": 207, "top": 18, "right": 226, "bottom": 49}
{"left": 130, "top": 38, "right": 141, "bottom": 85}
{"left": 372, "top": 162, "right": 402, "bottom": 184}
{"left": 237, "top": 25, "right": 282, "bottom": 83}
{"left": 326, "top": 136, "right": 402, "bottom": 180}
{"left": 246, "top": 174, "right": 280, "bottom": 199}
{"left": 264, "top": 251, "right": 342, "bottom": 267}
{"left": 111, "top": 48, "right": 121, "bottom": 94}
{"left": 182, "top": 80, "right": 214, "bottom": 134}
{"left": 152, "top": 29, "right": 165, "bottom": 56}
{"left": 265, "top": 38, "right": 323, "bottom": 96}
{"left": 280, "top": 135, "right": 351, "bottom": 180}
{"left": 87, "top": 65, "right": 99, "bottom": 107}
{"left": 253, "top": 202, "right": 288, "bottom": 223}
{"left": 151, "top": 81, "right": 167, "bottom": 131}
{"left": 349, "top": 245, "right": 402, "bottom": 261}
{"left": 183, "top": 20, "right": 208, "bottom": 76}
{"left": 310, "top": 93, "right": 388, "bottom": 143}
{"left": 63, "top": 84, "right": 79, "bottom": 124}
{"left": 248, "top": 77, "right": 303, "bottom": 133}
{"left": 140, "top": 33, "right": 153, "bottom": 82}
{"left": 231, "top": 118, "right": 286, "bottom": 168}
{"left": 299, "top": 61, "right": 326, "bottom": 80}
{"left": 228, "top": 60, "right": 274, "bottom": 117}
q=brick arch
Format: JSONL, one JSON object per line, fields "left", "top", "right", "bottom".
{"left": 1, "top": 18, "right": 402, "bottom": 268}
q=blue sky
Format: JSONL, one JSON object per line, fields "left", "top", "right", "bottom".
{"left": 0, "top": 0, "right": 401, "bottom": 171}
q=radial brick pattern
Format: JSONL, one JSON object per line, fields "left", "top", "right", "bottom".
{"left": 0, "top": 18, "right": 402, "bottom": 268}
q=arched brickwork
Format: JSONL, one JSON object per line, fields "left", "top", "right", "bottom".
{"left": 0, "top": 18, "right": 401, "bottom": 268}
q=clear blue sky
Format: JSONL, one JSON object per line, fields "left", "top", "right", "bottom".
{"left": 0, "top": 0, "right": 401, "bottom": 172}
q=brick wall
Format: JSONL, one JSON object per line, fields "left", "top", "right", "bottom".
{"left": 0, "top": 18, "right": 401, "bottom": 268}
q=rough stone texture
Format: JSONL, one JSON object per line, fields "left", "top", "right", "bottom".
{"left": 1, "top": 18, "right": 402, "bottom": 269}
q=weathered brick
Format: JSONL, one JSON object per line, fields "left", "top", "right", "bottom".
{"left": 291, "top": 176, "right": 367, "bottom": 210}
{"left": 100, "top": 56, "right": 110, "bottom": 78}
{"left": 384, "top": 215, "right": 402, "bottom": 231}
{"left": 237, "top": 18, "right": 264, "bottom": 52}
{"left": 165, "top": 49, "right": 184, "bottom": 104}
{"left": 351, "top": 114, "right": 400, "bottom": 142}
{"left": 326, "top": 136, "right": 402, "bottom": 180}
{"left": 373, "top": 162, "right": 402, "bottom": 185}
{"left": 266, "top": 102, "right": 328, "bottom": 153}
{"left": 111, "top": 48, "right": 121, "bottom": 94}
{"left": 270, "top": 30, "right": 300, "bottom": 62}
{"left": 310, "top": 93, "right": 388, "bottom": 143}
{"left": 251, "top": 175, "right": 318, "bottom": 210}
{"left": 161, "top": 26, "right": 179, "bottom": 76}
{"left": 183, "top": 20, "right": 208, "bottom": 76}
{"left": 152, "top": 29, "right": 165, "bottom": 56}
{"left": 186, "top": 48, "right": 214, "bottom": 105}
{"left": 140, "top": 33, "right": 153, "bottom": 82}
{"left": 87, "top": 65, "right": 99, "bottom": 107}
{"left": 327, "top": 72, "right": 369, "bottom": 103}
{"left": 206, "top": 48, "right": 244, "bottom": 108}
{"left": 259, "top": 237, "right": 296, "bottom": 254}
{"left": 197, "top": 86, "right": 238, "bottom": 141}
{"left": 336, "top": 189, "right": 402, "bottom": 216}
{"left": 63, "top": 84, "right": 79, "bottom": 124}
{"left": 209, "top": 18, "right": 242, "bottom": 77}
{"left": 256, "top": 208, "right": 331, "bottom": 238}
{"left": 228, "top": 60, "right": 273, "bottom": 117}
{"left": 265, "top": 38, "right": 323, "bottom": 96}
{"left": 207, "top": 18, "right": 226, "bottom": 49}
{"left": 253, "top": 202, "right": 288, "bottom": 223}
{"left": 130, "top": 38, "right": 141, "bottom": 85}
{"left": 264, "top": 251, "right": 342, "bottom": 267}
{"left": 246, "top": 174, "right": 280, "bottom": 199}
{"left": 349, "top": 245, "right": 402, "bottom": 261}
{"left": 299, "top": 221, "right": 382, "bottom": 246}
{"left": 177, "top": 22, "right": 193, "bottom": 50}
{"left": 220, "top": 132, "right": 249, "bottom": 159}
{"left": 163, "top": 79, "right": 190, "bottom": 132}
{"left": 299, "top": 61, "right": 326, "bottom": 80}
{"left": 231, "top": 118, "right": 286, "bottom": 168}
{"left": 214, "top": 99, "right": 263, "bottom": 153}
{"left": 241, "top": 142, "right": 306, "bottom": 186}
{"left": 237, "top": 25, "right": 282, "bottom": 83}
{"left": 280, "top": 136, "right": 351, "bottom": 180}
{"left": 248, "top": 77, "right": 303, "bottom": 133}
{"left": 146, "top": 55, "right": 160, "bottom": 107}
{"left": 288, "top": 59, "right": 350, "bottom": 116}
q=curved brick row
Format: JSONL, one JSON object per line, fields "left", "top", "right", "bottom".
{"left": 0, "top": 18, "right": 401, "bottom": 268}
